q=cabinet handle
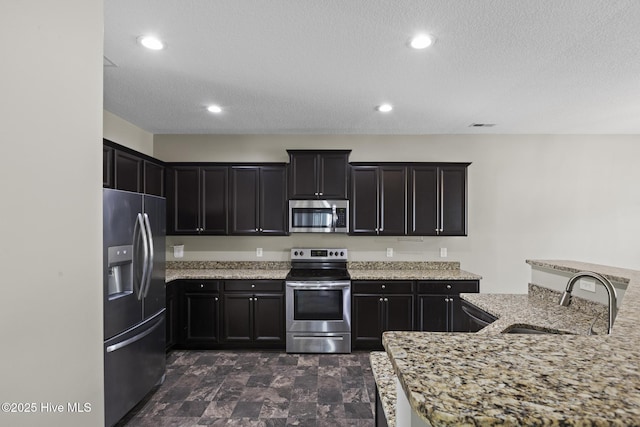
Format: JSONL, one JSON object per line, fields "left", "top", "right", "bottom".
{"left": 319, "top": 192, "right": 323, "bottom": 196}
{"left": 384, "top": 298, "right": 388, "bottom": 302}
{"left": 379, "top": 298, "right": 384, "bottom": 302}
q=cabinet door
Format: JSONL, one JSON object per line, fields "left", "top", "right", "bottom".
{"left": 385, "top": 295, "right": 414, "bottom": 332}
{"left": 318, "top": 153, "right": 349, "bottom": 199}
{"left": 352, "top": 294, "right": 384, "bottom": 349}
{"left": 182, "top": 292, "right": 220, "bottom": 345}
{"left": 114, "top": 150, "right": 143, "bottom": 192}
{"left": 144, "top": 161, "right": 165, "bottom": 197}
{"left": 201, "top": 166, "right": 228, "bottom": 234}
{"left": 409, "top": 166, "right": 438, "bottom": 236}
{"left": 379, "top": 166, "right": 407, "bottom": 235}
{"left": 417, "top": 295, "right": 449, "bottom": 332}
{"left": 170, "top": 167, "right": 201, "bottom": 234}
{"left": 449, "top": 296, "right": 472, "bottom": 332}
{"left": 350, "top": 166, "right": 379, "bottom": 235}
{"left": 165, "top": 282, "right": 176, "bottom": 350}
{"left": 253, "top": 293, "right": 285, "bottom": 343}
{"left": 289, "top": 152, "right": 318, "bottom": 198}
{"left": 259, "top": 166, "right": 288, "bottom": 235}
{"left": 230, "top": 167, "right": 259, "bottom": 234}
{"left": 103, "top": 146, "right": 114, "bottom": 188}
{"left": 440, "top": 166, "right": 467, "bottom": 236}
{"left": 222, "top": 293, "right": 253, "bottom": 342}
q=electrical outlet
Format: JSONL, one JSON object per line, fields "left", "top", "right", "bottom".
{"left": 579, "top": 278, "right": 596, "bottom": 292}
{"left": 386, "top": 248, "right": 393, "bottom": 257}
{"left": 440, "top": 248, "right": 448, "bottom": 258}
{"left": 256, "top": 248, "right": 263, "bottom": 257}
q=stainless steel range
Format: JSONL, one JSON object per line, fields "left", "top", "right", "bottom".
{"left": 286, "top": 248, "right": 351, "bottom": 353}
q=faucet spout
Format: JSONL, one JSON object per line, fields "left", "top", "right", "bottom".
{"left": 558, "top": 271, "right": 617, "bottom": 335}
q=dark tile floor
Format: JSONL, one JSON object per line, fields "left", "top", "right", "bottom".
{"left": 117, "top": 350, "right": 376, "bottom": 426}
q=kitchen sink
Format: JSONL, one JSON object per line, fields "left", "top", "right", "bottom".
{"left": 503, "top": 325, "right": 571, "bottom": 334}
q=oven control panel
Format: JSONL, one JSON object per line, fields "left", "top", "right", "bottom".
{"left": 290, "top": 248, "right": 348, "bottom": 261}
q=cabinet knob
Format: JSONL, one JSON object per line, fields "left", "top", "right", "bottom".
{"left": 251, "top": 284, "right": 255, "bottom": 288}
{"left": 379, "top": 298, "right": 384, "bottom": 302}
{"left": 384, "top": 298, "right": 388, "bottom": 302}
{"left": 200, "top": 284, "right": 204, "bottom": 288}
{"left": 319, "top": 192, "right": 323, "bottom": 196}
{"left": 381, "top": 284, "right": 386, "bottom": 289}
{"left": 446, "top": 284, "right": 452, "bottom": 289}
{"left": 215, "top": 297, "right": 219, "bottom": 301}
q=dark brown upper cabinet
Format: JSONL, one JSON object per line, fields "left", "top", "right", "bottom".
{"left": 167, "top": 165, "right": 228, "bottom": 235}
{"left": 351, "top": 162, "right": 469, "bottom": 237}
{"left": 230, "top": 165, "right": 288, "bottom": 235}
{"left": 103, "top": 145, "right": 114, "bottom": 188}
{"left": 114, "top": 150, "right": 143, "bottom": 193}
{"left": 287, "top": 150, "right": 350, "bottom": 199}
{"left": 350, "top": 165, "right": 407, "bottom": 235}
{"left": 103, "top": 139, "right": 165, "bottom": 197}
{"left": 409, "top": 164, "right": 468, "bottom": 236}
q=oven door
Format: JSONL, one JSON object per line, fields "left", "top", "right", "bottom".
{"left": 285, "top": 281, "right": 351, "bottom": 333}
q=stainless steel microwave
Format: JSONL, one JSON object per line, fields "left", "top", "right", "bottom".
{"left": 289, "top": 200, "right": 349, "bottom": 233}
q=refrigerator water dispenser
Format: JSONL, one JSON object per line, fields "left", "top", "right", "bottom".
{"left": 107, "top": 245, "right": 133, "bottom": 299}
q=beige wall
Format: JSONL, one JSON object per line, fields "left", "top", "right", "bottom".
{"left": 0, "top": 1, "right": 104, "bottom": 426}
{"left": 103, "top": 110, "right": 154, "bottom": 156}
{"left": 156, "top": 134, "right": 640, "bottom": 294}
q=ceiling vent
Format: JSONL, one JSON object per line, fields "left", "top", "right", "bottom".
{"left": 469, "top": 123, "right": 495, "bottom": 127}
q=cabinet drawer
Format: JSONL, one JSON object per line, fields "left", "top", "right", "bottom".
{"left": 416, "top": 280, "right": 478, "bottom": 294}
{"left": 180, "top": 280, "right": 221, "bottom": 292}
{"left": 224, "top": 280, "right": 284, "bottom": 292}
{"left": 352, "top": 281, "right": 414, "bottom": 294}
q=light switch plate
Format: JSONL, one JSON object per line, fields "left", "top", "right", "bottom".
{"left": 386, "top": 248, "right": 393, "bottom": 257}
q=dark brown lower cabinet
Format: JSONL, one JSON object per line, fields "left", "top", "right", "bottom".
{"left": 416, "top": 280, "right": 479, "bottom": 332}
{"left": 165, "top": 281, "right": 177, "bottom": 351}
{"left": 352, "top": 281, "right": 414, "bottom": 350}
{"left": 222, "top": 280, "right": 285, "bottom": 347}
{"left": 178, "top": 281, "right": 221, "bottom": 348}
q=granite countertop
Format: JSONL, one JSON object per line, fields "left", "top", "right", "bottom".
{"left": 382, "top": 260, "right": 640, "bottom": 426}
{"left": 166, "top": 260, "right": 482, "bottom": 283}
{"left": 370, "top": 352, "right": 397, "bottom": 427}
{"left": 461, "top": 284, "right": 609, "bottom": 335}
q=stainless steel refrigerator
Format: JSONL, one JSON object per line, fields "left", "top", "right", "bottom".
{"left": 103, "top": 188, "right": 166, "bottom": 427}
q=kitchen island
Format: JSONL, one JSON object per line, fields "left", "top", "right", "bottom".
{"left": 381, "top": 260, "right": 640, "bottom": 426}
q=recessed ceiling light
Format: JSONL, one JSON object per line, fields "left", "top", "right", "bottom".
{"left": 207, "top": 105, "right": 223, "bottom": 114}
{"left": 138, "top": 36, "right": 164, "bottom": 50}
{"left": 409, "top": 34, "right": 434, "bottom": 49}
{"left": 376, "top": 104, "right": 393, "bottom": 113}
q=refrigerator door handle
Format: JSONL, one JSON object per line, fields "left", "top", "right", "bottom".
{"left": 132, "top": 213, "right": 143, "bottom": 299}
{"left": 141, "top": 213, "right": 154, "bottom": 298}
{"left": 134, "top": 213, "right": 150, "bottom": 300}
{"left": 105, "top": 314, "right": 163, "bottom": 353}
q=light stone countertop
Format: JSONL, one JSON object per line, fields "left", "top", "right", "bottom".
{"left": 370, "top": 352, "right": 397, "bottom": 427}
{"left": 382, "top": 260, "right": 640, "bottom": 426}
{"left": 166, "top": 260, "right": 482, "bottom": 283}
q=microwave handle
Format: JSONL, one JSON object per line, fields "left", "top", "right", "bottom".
{"left": 331, "top": 205, "right": 337, "bottom": 232}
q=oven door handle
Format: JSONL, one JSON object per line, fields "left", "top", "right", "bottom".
{"left": 286, "top": 282, "right": 350, "bottom": 290}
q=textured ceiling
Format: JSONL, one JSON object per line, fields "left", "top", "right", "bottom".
{"left": 104, "top": 1, "right": 640, "bottom": 134}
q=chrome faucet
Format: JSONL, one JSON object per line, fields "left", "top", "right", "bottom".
{"left": 559, "top": 271, "right": 617, "bottom": 335}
